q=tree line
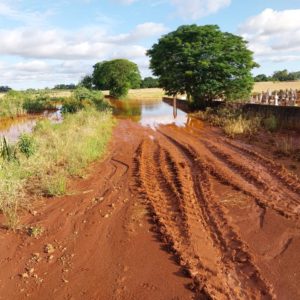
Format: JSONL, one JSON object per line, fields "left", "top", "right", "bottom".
{"left": 254, "top": 70, "right": 300, "bottom": 82}
{"left": 0, "top": 86, "right": 12, "bottom": 92}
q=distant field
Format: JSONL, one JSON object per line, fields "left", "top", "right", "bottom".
{"left": 253, "top": 81, "right": 300, "bottom": 93}
{"left": 49, "top": 90, "right": 72, "bottom": 97}
{"left": 102, "top": 88, "right": 165, "bottom": 101}
{"left": 1, "top": 83, "right": 299, "bottom": 101}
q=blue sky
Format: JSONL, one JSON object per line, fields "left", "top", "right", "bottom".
{"left": 0, "top": 0, "right": 300, "bottom": 89}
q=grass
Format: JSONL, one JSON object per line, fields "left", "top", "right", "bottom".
{"left": 193, "top": 107, "right": 263, "bottom": 138}
{"left": 223, "top": 116, "right": 261, "bottom": 138}
{"left": 274, "top": 136, "right": 295, "bottom": 156}
{"left": 0, "top": 108, "right": 115, "bottom": 228}
{"left": 0, "top": 90, "right": 58, "bottom": 118}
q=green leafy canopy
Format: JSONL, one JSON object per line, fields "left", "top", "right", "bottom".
{"left": 92, "top": 59, "right": 141, "bottom": 98}
{"left": 147, "top": 24, "right": 259, "bottom": 106}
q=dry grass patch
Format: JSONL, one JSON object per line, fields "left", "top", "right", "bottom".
{"left": 253, "top": 81, "right": 300, "bottom": 93}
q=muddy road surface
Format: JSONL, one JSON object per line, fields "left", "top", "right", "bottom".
{"left": 0, "top": 100, "right": 300, "bottom": 300}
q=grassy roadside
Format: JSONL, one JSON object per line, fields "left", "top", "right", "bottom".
{"left": 0, "top": 90, "right": 59, "bottom": 118}
{"left": 0, "top": 107, "right": 115, "bottom": 229}
{"left": 193, "top": 106, "right": 272, "bottom": 138}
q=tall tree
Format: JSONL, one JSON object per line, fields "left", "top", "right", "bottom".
{"left": 147, "top": 25, "right": 258, "bottom": 106}
{"left": 92, "top": 59, "right": 141, "bottom": 98}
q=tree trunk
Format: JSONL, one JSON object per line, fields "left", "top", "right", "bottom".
{"left": 173, "top": 95, "right": 177, "bottom": 118}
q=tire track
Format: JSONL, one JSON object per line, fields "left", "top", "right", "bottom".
{"left": 162, "top": 125, "right": 300, "bottom": 219}
{"left": 202, "top": 141, "right": 300, "bottom": 216}
{"left": 135, "top": 131, "right": 275, "bottom": 299}
{"left": 223, "top": 138, "right": 300, "bottom": 196}
{"left": 159, "top": 131, "right": 274, "bottom": 299}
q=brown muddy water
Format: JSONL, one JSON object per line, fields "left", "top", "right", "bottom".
{"left": 111, "top": 99, "right": 203, "bottom": 130}
{"left": 0, "top": 100, "right": 202, "bottom": 143}
{"left": 0, "top": 109, "right": 62, "bottom": 142}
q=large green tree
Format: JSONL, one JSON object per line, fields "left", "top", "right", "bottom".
{"left": 92, "top": 59, "right": 141, "bottom": 98}
{"left": 147, "top": 25, "right": 258, "bottom": 106}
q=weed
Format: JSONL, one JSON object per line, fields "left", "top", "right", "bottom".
{"left": 28, "top": 225, "right": 44, "bottom": 238}
{"left": 1, "top": 137, "right": 18, "bottom": 162}
{"left": 18, "top": 134, "right": 36, "bottom": 158}
{"left": 42, "top": 173, "right": 66, "bottom": 196}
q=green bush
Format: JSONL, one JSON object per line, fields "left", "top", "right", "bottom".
{"left": 18, "top": 134, "right": 36, "bottom": 158}
{"left": 61, "top": 87, "right": 108, "bottom": 113}
{"left": 23, "top": 94, "right": 56, "bottom": 113}
{"left": 61, "top": 98, "right": 84, "bottom": 113}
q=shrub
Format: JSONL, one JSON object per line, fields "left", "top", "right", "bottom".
{"left": 61, "top": 87, "right": 108, "bottom": 113}
{"left": 23, "top": 95, "right": 56, "bottom": 113}
{"left": 18, "top": 134, "right": 36, "bottom": 158}
{"left": 61, "top": 98, "right": 84, "bottom": 113}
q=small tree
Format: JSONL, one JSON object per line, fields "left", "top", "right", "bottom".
{"left": 92, "top": 59, "right": 141, "bottom": 98}
{"left": 147, "top": 25, "right": 258, "bottom": 107}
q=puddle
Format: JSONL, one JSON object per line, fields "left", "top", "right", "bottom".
{"left": 111, "top": 99, "right": 202, "bottom": 130}
{"left": 0, "top": 109, "right": 62, "bottom": 143}
{"left": 0, "top": 99, "right": 203, "bottom": 143}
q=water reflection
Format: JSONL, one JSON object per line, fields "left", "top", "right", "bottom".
{"left": 110, "top": 99, "right": 203, "bottom": 131}
{"left": 0, "top": 100, "right": 204, "bottom": 143}
{"left": 0, "top": 109, "right": 62, "bottom": 142}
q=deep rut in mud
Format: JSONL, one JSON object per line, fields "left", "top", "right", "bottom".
{"left": 135, "top": 125, "right": 300, "bottom": 299}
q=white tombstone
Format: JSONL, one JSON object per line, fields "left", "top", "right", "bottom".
{"left": 274, "top": 92, "right": 279, "bottom": 106}
{"left": 259, "top": 93, "right": 263, "bottom": 104}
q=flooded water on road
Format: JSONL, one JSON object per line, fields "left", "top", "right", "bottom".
{"left": 111, "top": 99, "right": 203, "bottom": 130}
{"left": 0, "top": 99, "right": 203, "bottom": 143}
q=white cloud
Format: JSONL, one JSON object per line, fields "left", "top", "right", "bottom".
{"left": 170, "top": 0, "right": 231, "bottom": 19}
{"left": 239, "top": 9, "right": 300, "bottom": 63}
{"left": 0, "top": 22, "right": 166, "bottom": 60}
{"left": 0, "top": 21, "right": 167, "bottom": 88}
{"left": 112, "top": 0, "right": 231, "bottom": 19}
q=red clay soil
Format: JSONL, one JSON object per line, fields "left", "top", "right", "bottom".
{"left": 0, "top": 120, "right": 300, "bottom": 300}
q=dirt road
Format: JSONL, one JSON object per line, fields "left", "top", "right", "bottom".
{"left": 0, "top": 120, "right": 300, "bottom": 300}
